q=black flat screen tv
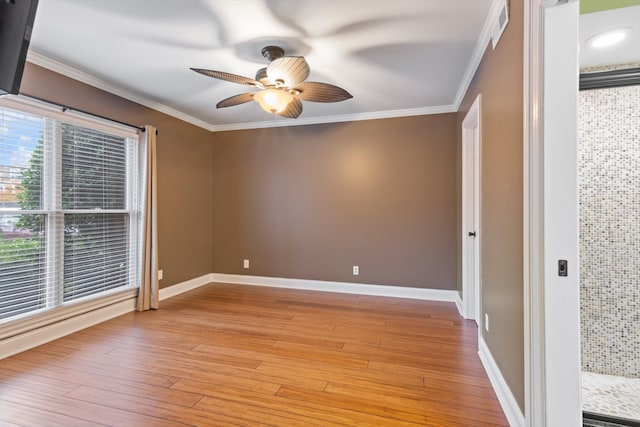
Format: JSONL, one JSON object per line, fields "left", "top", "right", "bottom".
{"left": 0, "top": 0, "right": 39, "bottom": 95}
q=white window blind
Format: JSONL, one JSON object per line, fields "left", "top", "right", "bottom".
{"left": 0, "top": 100, "right": 142, "bottom": 323}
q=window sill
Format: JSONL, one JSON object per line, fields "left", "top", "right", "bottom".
{"left": 0, "top": 287, "right": 138, "bottom": 341}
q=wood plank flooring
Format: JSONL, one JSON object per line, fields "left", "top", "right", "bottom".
{"left": 0, "top": 284, "right": 509, "bottom": 426}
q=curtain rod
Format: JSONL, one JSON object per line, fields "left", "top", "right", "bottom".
{"left": 18, "top": 92, "right": 147, "bottom": 132}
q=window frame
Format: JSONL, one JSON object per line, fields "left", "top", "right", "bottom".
{"left": 0, "top": 95, "right": 143, "bottom": 334}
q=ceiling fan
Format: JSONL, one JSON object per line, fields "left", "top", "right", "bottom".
{"left": 191, "top": 46, "right": 353, "bottom": 119}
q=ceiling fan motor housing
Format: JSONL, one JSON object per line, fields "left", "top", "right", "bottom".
{"left": 261, "top": 45, "right": 285, "bottom": 62}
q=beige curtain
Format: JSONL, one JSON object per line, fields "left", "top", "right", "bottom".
{"left": 137, "top": 125, "right": 159, "bottom": 311}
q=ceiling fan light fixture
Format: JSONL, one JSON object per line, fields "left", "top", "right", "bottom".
{"left": 253, "top": 88, "right": 294, "bottom": 114}
{"left": 191, "top": 45, "right": 352, "bottom": 118}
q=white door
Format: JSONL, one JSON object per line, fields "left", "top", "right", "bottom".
{"left": 462, "top": 95, "right": 481, "bottom": 324}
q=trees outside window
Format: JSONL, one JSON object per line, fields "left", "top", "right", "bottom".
{"left": 0, "top": 103, "right": 141, "bottom": 322}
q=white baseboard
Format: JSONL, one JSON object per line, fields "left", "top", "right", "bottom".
{"left": 0, "top": 274, "right": 213, "bottom": 360}
{"left": 0, "top": 273, "right": 455, "bottom": 361}
{"left": 159, "top": 273, "right": 214, "bottom": 300}
{"left": 454, "top": 291, "right": 464, "bottom": 316}
{"left": 210, "top": 273, "right": 457, "bottom": 302}
{"left": 478, "top": 337, "right": 525, "bottom": 427}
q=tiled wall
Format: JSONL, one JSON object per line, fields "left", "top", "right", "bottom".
{"left": 579, "top": 84, "right": 640, "bottom": 378}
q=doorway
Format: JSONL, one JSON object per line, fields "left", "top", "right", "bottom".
{"left": 526, "top": 1, "right": 639, "bottom": 425}
{"left": 461, "top": 94, "right": 481, "bottom": 325}
{"left": 579, "top": 71, "right": 640, "bottom": 425}
{"left": 578, "top": 3, "right": 640, "bottom": 424}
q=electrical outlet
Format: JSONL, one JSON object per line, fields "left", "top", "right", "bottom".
{"left": 484, "top": 313, "right": 490, "bottom": 332}
{"left": 243, "top": 259, "right": 249, "bottom": 269}
{"left": 353, "top": 265, "right": 359, "bottom": 276}
{"left": 158, "top": 270, "right": 163, "bottom": 280}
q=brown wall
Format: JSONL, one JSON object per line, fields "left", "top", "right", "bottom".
{"left": 20, "top": 63, "right": 458, "bottom": 292}
{"left": 457, "top": 0, "right": 525, "bottom": 411}
{"left": 20, "top": 63, "right": 214, "bottom": 288}
{"left": 212, "top": 114, "right": 457, "bottom": 289}
{"left": 21, "top": 39, "right": 524, "bottom": 406}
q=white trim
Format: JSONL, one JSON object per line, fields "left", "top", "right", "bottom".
{"left": 208, "top": 105, "right": 457, "bottom": 132}
{"left": 454, "top": 292, "right": 464, "bottom": 316}
{"left": 0, "top": 272, "right": 459, "bottom": 361}
{"left": 540, "top": 3, "right": 582, "bottom": 425}
{"left": 0, "top": 297, "right": 136, "bottom": 360}
{"left": 0, "top": 289, "right": 137, "bottom": 341}
{"left": 453, "top": 0, "right": 504, "bottom": 109}
{"left": 26, "top": 50, "right": 458, "bottom": 132}
{"left": 159, "top": 273, "right": 214, "bottom": 301}
{"left": 479, "top": 337, "right": 526, "bottom": 427}
{"left": 0, "top": 274, "right": 212, "bottom": 360}
{"left": 524, "top": 1, "right": 546, "bottom": 426}
{"left": 26, "top": 50, "right": 216, "bottom": 132}
{"left": 524, "top": 2, "right": 582, "bottom": 426}
{"left": 461, "top": 94, "right": 482, "bottom": 322}
{"left": 210, "top": 273, "right": 457, "bottom": 302}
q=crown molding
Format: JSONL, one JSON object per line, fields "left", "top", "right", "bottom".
{"left": 27, "top": 49, "right": 464, "bottom": 133}
{"left": 26, "top": 50, "right": 217, "bottom": 131}
{"left": 209, "top": 104, "right": 457, "bottom": 132}
{"left": 453, "top": 0, "right": 504, "bottom": 109}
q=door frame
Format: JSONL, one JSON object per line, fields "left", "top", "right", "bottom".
{"left": 461, "top": 94, "right": 482, "bottom": 324}
{"left": 524, "top": 1, "right": 582, "bottom": 426}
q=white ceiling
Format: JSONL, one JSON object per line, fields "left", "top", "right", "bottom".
{"left": 28, "top": 0, "right": 496, "bottom": 131}
{"left": 24, "top": 2, "right": 640, "bottom": 131}
{"left": 579, "top": 5, "right": 640, "bottom": 69}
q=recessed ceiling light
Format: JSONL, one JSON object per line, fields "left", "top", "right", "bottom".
{"left": 588, "top": 28, "right": 632, "bottom": 48}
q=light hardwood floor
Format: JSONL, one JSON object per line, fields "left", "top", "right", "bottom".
{"left": 0, "top": 283, "right": 508, "bottom": 426}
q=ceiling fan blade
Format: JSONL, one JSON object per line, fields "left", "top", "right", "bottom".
{"left": 191, "top": 68, "right": 260, "bottom": 86}
{"left": 276, "top": 98, "right": 303, "bottom": 119}
{"left": 293, "top": 82, "right": 353, "bottom": 103}
{"left": 216, "top": 93, "right": 255, "bottom": 108}
{"left": 266, "top": 57, "right": 310, "bottom": 87}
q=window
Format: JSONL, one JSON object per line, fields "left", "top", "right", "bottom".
{"left": 0, "top": 99, "right": 142, "bottom": 323}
